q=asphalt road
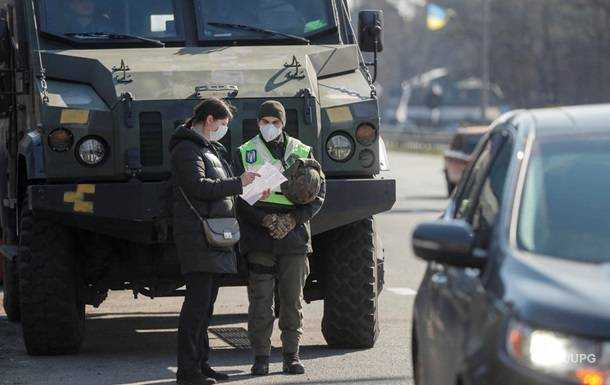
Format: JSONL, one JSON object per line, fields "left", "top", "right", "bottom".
{"left": 0, "top": 151, "right": 447, "bottom": 385}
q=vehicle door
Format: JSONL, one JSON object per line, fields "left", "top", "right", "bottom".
{"left": 425, "top": 128, "right": 513, "bottom": 385}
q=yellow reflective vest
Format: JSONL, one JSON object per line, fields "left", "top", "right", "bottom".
{"left": 238, "top": 134, "right": 311, "bottom": 206}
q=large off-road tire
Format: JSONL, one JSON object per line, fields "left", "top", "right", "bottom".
{"left": 318, "top": 217, "right": 381, "bottom": 348}
{"left": 18, "top": 204, "right": 85, "bottom": 355}
{"left": 2, "top": 256, "right": 20, "bottom": 322}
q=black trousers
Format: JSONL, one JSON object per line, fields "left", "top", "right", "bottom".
{"left": 177, "top": 272, "right": 219, "bottom": 374}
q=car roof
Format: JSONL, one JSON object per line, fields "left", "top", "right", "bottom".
{"left": 507, "top": 104, "right": 610, "bottom": 138}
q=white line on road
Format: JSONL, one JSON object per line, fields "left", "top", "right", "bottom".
{"left": 387, "top": 287, "right": 417, "bottom": 296}
{"left": 113, "top": 379, "right": 176, "bottom": 385}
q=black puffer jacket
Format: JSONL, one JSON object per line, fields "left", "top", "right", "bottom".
{"left": 170, "top": 125, "right": 243, "bottom": 275}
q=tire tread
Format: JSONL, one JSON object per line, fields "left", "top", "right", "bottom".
{"left": 318, "top": 217, "right": 380, "bottom": 348}
{"left": 18, "top": 204, "right": 84, "bottom": 355}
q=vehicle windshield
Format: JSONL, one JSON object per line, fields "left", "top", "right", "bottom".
{"left": 37, "top": 0, "right": 180, "bottom": 39}
{"left": 517, "top": 134, "right": 610, "bottom": 263}
{"left": 195, "top": 0, "right": 334, "bottom": 41}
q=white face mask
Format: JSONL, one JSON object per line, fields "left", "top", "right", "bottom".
{"left": 209, "top": 124, "right": 229, "bottom": 142}
{"left": 260, "top": 123, "right": 282, "bottom": 142}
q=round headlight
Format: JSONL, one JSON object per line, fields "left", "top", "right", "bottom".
{"left": 77, "top": 137, "right": 107, "bottom": 166}
{"left": 48, "top": 128, "right": 74, "bottom": 152}
{"left": 356, "top": 123, "right": 377, "bottom": 146}
{"left": 359, "top": 149, "right": 376, "bottom": 168}
{"left": 326, "top": 133, "right": 354, "bottom": 162}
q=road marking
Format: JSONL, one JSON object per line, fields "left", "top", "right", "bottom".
{"left": 114, "top": 379, "right": 176, "bottom": 385}
{"left": 387, "top": 287, "right": 417, "bottom": 296}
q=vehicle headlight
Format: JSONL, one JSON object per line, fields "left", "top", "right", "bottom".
{"left": 356, "top": 123, "right": 377, "bottom": 146}
{"left": 506, "top": 319, "right": 610, "bottom": 385}
{"left": 326, "top": 133, "right": 354, "bottom": 162}
{"left": 359, "top": 149, "right": 375, "bottom": 168}
{"left": 77, "top": 137, "right": 107, "bottom": 166}
{"left": 48, "top": 128, "right": 74, "bottom": 152}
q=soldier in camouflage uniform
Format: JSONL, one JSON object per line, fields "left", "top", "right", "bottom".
{"left": 234, "top": 101, "right": 325, "bottom": 376}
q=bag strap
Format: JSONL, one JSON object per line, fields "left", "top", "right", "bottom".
{"left": 178, "top": 186, "right": 206, "bottom": 225}
{"left": 178, "top": 146, "right": 238, "bottom": 219}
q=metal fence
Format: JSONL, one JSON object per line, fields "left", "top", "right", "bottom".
{"left": 381, "top": 127, "right": 453, "bottom": 153}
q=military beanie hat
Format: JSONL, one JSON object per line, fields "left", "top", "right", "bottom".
{"left": 258, "top": 100, "right": 286, "bottom": 125}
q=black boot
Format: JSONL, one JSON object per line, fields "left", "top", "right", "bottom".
{"left": 176, "top": 370, "right": 217, "bottom": 385}
{"left": 201, "top": 363, "right": 229, "bottom": 381}
{"left": 250, "top": 355, "right": 270, "bottom": 376}
{"left": 283, "top": 353, "right": 305, "bottom": 375}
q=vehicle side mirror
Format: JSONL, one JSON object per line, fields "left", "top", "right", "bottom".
{"left": 412, "top": 220, "right": 485, "bottom": 268}
{"left": 358, "top": 10, "right": 384, "bottom": 53}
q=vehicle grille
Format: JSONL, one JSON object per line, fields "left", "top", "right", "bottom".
{"left": 242, "top": 109, "right": 299, "bottom": 142}
{"left": 140, "top": 112, "right": 164, "bottom": 166}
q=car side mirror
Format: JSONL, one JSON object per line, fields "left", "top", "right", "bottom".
{"left": 358, "top": 10, "right": 384, "bottom": 53}
{"left": 412, "top": 220, "right": 486, "bottom": 269}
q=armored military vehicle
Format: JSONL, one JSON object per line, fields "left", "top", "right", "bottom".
{"left": 0, "top": 0, "right": 395, "bottom": 355}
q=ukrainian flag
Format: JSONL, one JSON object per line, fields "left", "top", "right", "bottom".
{"left": 427, "top": 3, "right": 449, "bottom": 31}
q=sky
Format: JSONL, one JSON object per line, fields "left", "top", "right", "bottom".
{"left": 350, "top": 0, "right": 426, "bottom": 20}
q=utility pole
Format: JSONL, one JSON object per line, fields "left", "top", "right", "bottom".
{"left": 482, "top": 0, "right": 491, "bottom": 121}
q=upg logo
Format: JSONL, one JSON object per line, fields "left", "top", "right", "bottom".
{"left": 566, "top": 353, "right": 598, "bottom": 364}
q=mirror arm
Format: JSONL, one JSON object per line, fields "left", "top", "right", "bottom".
{"left": 364, "top": 25, "right": 382, "bottom": 83}
{"left": 364, "top": 38, "right": 378, "bottom": 83}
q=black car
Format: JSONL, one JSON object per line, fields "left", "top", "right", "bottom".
{"left": 411, "top": 105, "right": 610, "bottom": 385}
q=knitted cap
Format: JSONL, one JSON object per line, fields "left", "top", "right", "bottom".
{"left": 258, "top": 100, "right": 286, "bottom": 125}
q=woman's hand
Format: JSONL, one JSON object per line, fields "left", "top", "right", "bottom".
{"left": 241, "top": 171, "right": 260, "bottom": 187}
{"left": 260, "top": 188, "right": 272, "bottom": 201}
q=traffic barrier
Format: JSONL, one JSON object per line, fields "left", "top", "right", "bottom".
{"left": 382, "top": 128, "right": 453, "bottom": 153}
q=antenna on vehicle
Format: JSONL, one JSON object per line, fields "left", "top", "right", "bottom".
{"left": 338, "top": 0, "right": 377, "bottom": 99}
{"left": 29, "top": 0, "right": 49, "bottom": 104}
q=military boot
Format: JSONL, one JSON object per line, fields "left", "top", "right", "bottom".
{"left": 201, "top": 363, "right": 229, "bottom": 381}
{"left": 176, "top": 370, "right": 217, "bottom": 385}
{"left": 250, "top": 355, "right": 270, "bottom": 376}
{"left": 283, "top": 353, "right": 305, "bottom": 375}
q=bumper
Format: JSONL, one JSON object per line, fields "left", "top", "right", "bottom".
{"left": 312, "top": 178, "right": 396, "bottom": 234}
{"left": 28, "top": 182, "right": 171, "bottom": 242}
{"left": 465, "top": 350, "right": 576, "bottom": 385}
{"left": 28, "top": 178, "right": 396, "bottom": 240}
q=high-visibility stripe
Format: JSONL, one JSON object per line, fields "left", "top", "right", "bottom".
{"left": 239, "top": 135, "right": 310, "bottom": 206}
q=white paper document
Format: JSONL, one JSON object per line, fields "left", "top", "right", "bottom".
{"left": 240, "top": 162, "right": 288, "bottom": 206}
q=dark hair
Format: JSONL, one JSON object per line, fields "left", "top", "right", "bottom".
{"left": 185, "top": 97, "right": 235, "bottom": 128}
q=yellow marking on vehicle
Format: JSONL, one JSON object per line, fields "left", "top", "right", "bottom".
{"left": 326, "top": 105, "right": 353, "bottom": 124}
{"left": 63, "top": 184, "right": 95, "bottom": 213}
{"left": 60, "top": 109, "right": 90, "bottom": 125}
{"left": 77, "top": 184, "right": 95, "bottom": 194}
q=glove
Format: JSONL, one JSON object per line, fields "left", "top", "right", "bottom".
{"left": 269, "top": 213, "right": 297, "bottom": 240}
{"left": 262, "top": 214, "right": 278, "bottom": 229}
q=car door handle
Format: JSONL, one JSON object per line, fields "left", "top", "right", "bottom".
{"left": 431, "top": 271, "right": 448, "bottom": 286}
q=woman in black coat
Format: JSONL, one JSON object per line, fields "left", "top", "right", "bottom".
{"left": 170, "top": 98, "right": 259, "bottom": 385}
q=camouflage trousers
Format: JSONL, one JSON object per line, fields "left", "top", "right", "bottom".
{"left": 247, "top": 252, "right": 310, "bottom": 357}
